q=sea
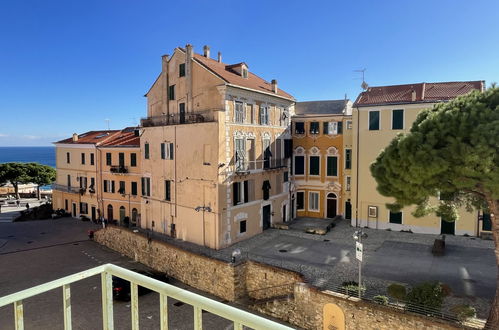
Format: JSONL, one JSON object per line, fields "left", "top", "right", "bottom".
{"left": 0, "top": 147, "right": 56, "bottom": 191}
{"left": 0, "top": 146, "right": 56, "bottom": 168}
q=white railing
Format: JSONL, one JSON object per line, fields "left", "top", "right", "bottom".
{"left": 0, "top": 263, "right": 294, "bottom": 330}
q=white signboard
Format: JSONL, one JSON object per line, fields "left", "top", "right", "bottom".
{"left": 356, "top": 242, "right": 363, "bottom": 262}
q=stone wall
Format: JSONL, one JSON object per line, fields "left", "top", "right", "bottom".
{"left": 95, "top": 226, "right": 463, "bottom": 330}
{"left": 94, "top": 226, "right": 239, "bottom": 301}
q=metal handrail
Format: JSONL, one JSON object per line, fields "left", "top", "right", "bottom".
{"left": 0, "top": 263, "right": 293, "bottom": 330}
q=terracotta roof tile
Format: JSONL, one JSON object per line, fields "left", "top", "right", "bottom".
{"left": 100, "top": 128, "right": 140, "bottom": 147}
{"left": 354, "top": 81, "right": 484, "bottom": 106}
{"left": 55, "top": 130, "right": 120, "bottom": 144}
{"left": 192, "top": 53, "right": 294, "bottom": 100}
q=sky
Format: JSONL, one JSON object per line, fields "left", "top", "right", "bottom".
{"left": 0, "top": 0, "right": 498, "bottom": 146}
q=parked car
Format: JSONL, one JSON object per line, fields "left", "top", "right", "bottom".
{"left": 112, "top": 269, "right": 169, "bottom": 301}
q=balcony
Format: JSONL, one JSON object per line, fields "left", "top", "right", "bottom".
{"left": 141, "top": 110, "right": 216, "bottom": 128}
{"left": 110, "top": 165, "right": 128, "bottom": 174}
{"left": 234, "top": 158, "right": 288, "bottom": 173}
{"left": 0, "top": 263, "right": 292, "bottom": 330}
{"left": 52, "top": 184, "right": 80, "bottom": 194}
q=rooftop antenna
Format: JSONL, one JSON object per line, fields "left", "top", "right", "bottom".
{"left": 354, "top": 68, "right": 368, "bottom": 90}
{"left": 105, "top": 119, "right": 110, "bottom": 131}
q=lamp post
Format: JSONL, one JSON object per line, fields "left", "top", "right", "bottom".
{"left": 121, "top": 192, "right": 132, "bottom": 227}
{"left": 352, "top": 229, "right": 367, "bottom": 298}
{"left": 195, "top": 205, "right": 212, "bottom": 246}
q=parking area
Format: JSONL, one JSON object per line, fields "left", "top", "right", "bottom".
{"left": 0, "top": 219, "right": 241, "bottom": 330}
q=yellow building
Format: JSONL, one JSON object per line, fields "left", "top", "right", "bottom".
{"left": 140, "top": 44, "right": 295, "bottom": 249}
{"left": 98, "top": 128, "right": 141, "bottom": 226}
{"left": 351, "top": 81, "right": 485, "bottom": 235}
{"left": 53, "top": 131, "right": 120, "bottom": 220}
{"left": 291, "top": 100, "right": 352, "bottom": 219}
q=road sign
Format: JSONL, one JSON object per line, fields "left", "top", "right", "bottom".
{"left": 356, "top": 242, "right": 363, "bottom": 262}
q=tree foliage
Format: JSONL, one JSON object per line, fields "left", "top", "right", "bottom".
{"left": 0, "top": 162, "right": 55, "bottom": 199}
{"left": 370, "top": 87, "right": 499, "bottom": 220}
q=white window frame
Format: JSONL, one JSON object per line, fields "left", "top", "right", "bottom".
{"left": 259, "top": 105, "right": 269, "bottom": 125}
{"left": 391, "top": 109, "right": 405, "bottom": 130}
{"left": 296, "top": 191, "right": 305, "bottom": 211}
{"left": 234, "top": 101, "right": 245, "bottom": 123}
{"left": 308, "top": 155, "right": 321, "bottom": 177}
{"left": 346, "top": 120, "right": 352, "bottom": 130}
{"left": 368, "top": 110, "right": 381, "bottom": 131}
{"left": 234, "top": 137, "right": 246, "bottom": 170}
{"left": 308, "top": 191, "right": 320, "bottom": 212}
{"left": 327, "top": 121, "right": 338, "bottom": 135}
{"left": 368, "top": 205, "right": 378, "bottom": 218}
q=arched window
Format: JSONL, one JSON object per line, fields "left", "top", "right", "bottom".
{"left": 131, "top": 208, "right": 138, "bottom": 225}
{"left": 107, "top": 204, "right": 113, "bottom": 221}
{"left": 119, "top": 206, "right": 126, "bottom": 221}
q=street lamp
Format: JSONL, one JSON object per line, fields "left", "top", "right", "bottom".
{"left": 231, "top": 248, "right": 241, "bottom": 263}
{"left": 121, "top": 192, "right": 132, "bottom": 227}
{"left": 352, "top": 229, "right": 368, "bottom": 298}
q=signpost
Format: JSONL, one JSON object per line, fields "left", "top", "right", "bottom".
{"left": 353, "top": 230, "right": 366, "bottom": 298}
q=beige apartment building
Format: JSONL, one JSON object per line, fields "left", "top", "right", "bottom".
{"left": 291, "top": 100, "right": 353, "bottom": 219}
{"left": 351, "top": 81, "right": 485, "bottom": 235}
{"left": 53, "top": 131, "right": 119, "bottom": 220}
{"left": 140, "top": 44, "right": 295, "bottom": 249}
{"left": 98, "top": 128, "right": 141, "bottom": 226}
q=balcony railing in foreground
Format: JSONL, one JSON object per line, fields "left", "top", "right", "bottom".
{"left": 0, "top": 263, "right": 292, "bottom": 330}
{"left": 141, "top": 109, "right": 217, "bottom": 127}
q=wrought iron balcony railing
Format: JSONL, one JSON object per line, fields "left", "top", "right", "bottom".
{"left": 110, "top": 165, "right": 128, "bottom": 174}
{"left": 52, "top": 184, "right": 80, "bottom": 194}
{"left": 234, "top": 158, "right": 288, "bottom": 173}
{"left": 0, "top": 263, "right": 293, "bottom": 330}
{"left": 141, "top": 110, "right": 217, "bottom": 128}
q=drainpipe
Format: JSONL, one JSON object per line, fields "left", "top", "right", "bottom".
{"left": 355, "top": 106, "right": 360, "bottom": 228}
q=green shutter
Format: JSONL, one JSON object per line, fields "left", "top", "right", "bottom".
{"left": 327, "top": 156, "right": 338, "bottom": 176}
{"left": 161, "top": 143, "right": 165, "bottom": 159}
{"left": 310, "top": 156, "right": 320, "bottom": 175}
{"left": 338, "top": 121, "right": 343, "bottom": 134}
{"left": 392, "top": 109, "right": 404, "bottom": 129}
{"left": 323, "top": 122, "right": 328, "bottom": 134}
{"left": 369, "top": 111, "right": 380, "bottom": 130}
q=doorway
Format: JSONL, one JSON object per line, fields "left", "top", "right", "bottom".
{"left": 179, "top": 103, "right": 186, "bottom": 124}
{"left": 345, "top": 201, "right": 352, "bottom": 220}
{"left": 262, "top": 205, "right": 271, "bottom": 230}
{"left": 72, "top": 203, "right": 77, "bottom": 217}
{"left": 441, "top": 218, "right": 455, "bottom": 235}
{"left": 282, "top": 204, "right": 287, "bottom": 222}
{"left": 107, "top": 204, "right": 114, "bottom": 221}
{"left": 326, "top": 193, "right": 337, "bottom": 218}
{"left": 91, "top": 206, "right": 96, "bottom": 221}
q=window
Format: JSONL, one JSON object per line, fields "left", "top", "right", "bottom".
{"left": 259, "top": 106, "right": 269, "bottom": 125}
{"left": 67, "top": 175, "right": 71, "bottom": 188}
{"left": 308, "top": 192, "right": 319, "bottom": 211}
{"left": 249, "top": 104, "right": 255, "bottom": 124}
{"left": 294, "top": 122, "right": 305, "bottom": 134}
{"left": 327, "top": 156, "right": 338, "bottom": 176}
{"left": 65, "top": 199, "right": 68, "bottom": 211}
{"left": 392, "top": 109, "right": 404, "bottom": 130}
{"left": 284, "top": 171, "right": 289, "bottom": 182}
{"left": 79, "top": 176, "right": 87, "bottom": 189}
{"left": 309, "top": 156, "right": 320, "bottom": 176}
{"left": 235, "top": 101, "right": 244, "bottom": 123}
{"left": 389, "top": 211, "right": 403, "bottom": 224}
{"left": 179, "top": 63, "right": 185, "bottom": 77}
{"left": 106, "top": 153, "right": 112, "bottom": 166}
{"left": 309, "top": 122, "right": 319, "bottom": 134}
{"left": 103, "top": 180, "right": 111, "bottom": 193}
{"left": 66, "top": 152, "right": 70, "bottom": 164}
{"left": 368, "top": 206, "right": 378, "bottom": 218}
{"left": 233, "top": 180, "right": 249, "bottom": 205}
{"left": 131, "top": 182, "right": 138, "bottom": 196}
{"left": 262, "top": 180, "right": 271, "bottom": 200}
{"left": 369, "top": 111, "right": 380, "bottom": 130}
{"left": 161, "top": 143, "right": 166, "bottom": 159}
{"left": 263, "top": 138, "right": 271, "bottom": 169}
{"left": 239, "top": 220, "right": 247, "bottom": 234}
{"left": 346, "top": 120, "right": 352, "bottom": 130}
{"left": 168, "top": 85, "right": 175, "bottom": 100}
{"left": 165, "top": 180, "right": 171, "bottom": 201}
{"left": 81, "top": 153, "right": 85, "bottom": 165}
{"left": 111, "top": 181, "right": 115, "bottom": 193}
{"left": 296, "top": 192, "right": 304, "bottom": 210}
{"left": 141, "top": 177, "right": 151, "bottom": 196}
{"left": 118, "top": 181, "right": 125, "bottom": 194}
{"left": 323, "top": 122, "right": 339, "bottom": 135}
{"left": 345, "top": 149, "right": 352, "bottom": 169}
{"left": 144, "top": 143, "right": 150, "bottom": 159}
{"left": 90, "top": 153, "right": 95, "bottom": 165}
{"left": 294, "top": 156, "right": 304, "bottom": 175}
{"left": 79, "top": 202, "right": 88, "bottom": 214}
{"left": 130, "top": 153, "right": 137, "bottom": 167}
{"left": 235, "top": 138, "right": 245, "bottom": 171}
{"left": 346, "top": 176, "right": 351, "bottom": 191}
{"left": 90, "top": 177, "right": 95, "bottom": 190}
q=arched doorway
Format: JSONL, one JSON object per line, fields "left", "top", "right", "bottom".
{"left": 107, "top": 204, "right": 113, "bottom": 221}
{"left": 119, "top": 206, "right": 126, "bottom": 221}
{"left": 326, "top": 193, "right": 337, "bottom": 218}
{"left": 131, "top": 208, "right": 138, "bottom": 226}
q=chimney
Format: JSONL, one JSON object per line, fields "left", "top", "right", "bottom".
{"left": 271, "top": 79, "right": 278, "bottom": 93}
{"left": 218, "top": 51, "right": 222, "bottom": 63}
{"left": 203, "top": 45, "right": 210, "bottom": 58}
{"left": 161, "top": 54, "right": 169, "bottom": 73}
{"left": 72, "top": 133, "right": 78, "bottom": 142}
{"left": 185, "top": 44, "right": 193, "bottom": 59}
{"left": 411, "top": 89, "right": 417, "bottom": 102}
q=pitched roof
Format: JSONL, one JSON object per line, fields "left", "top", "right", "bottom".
{"left": 55, "top": 130, "right": 120, "bottom": 144}
{"left": 354, "top": 81, "right": 484, "bottom": 107}
{"left": 100, "top": 127, "right": 140, "bottom": 147}
{"left": 192, "top": 52, "right": 294, "bottom": 100}
{"left": 295, "top": 100, "right": 349, "bottom": 115}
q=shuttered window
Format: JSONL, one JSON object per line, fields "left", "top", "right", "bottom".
{"left": 327, "top": 156, "right": 338, "bottom": 176}
{"left": 106, "top": 153, "right": 112, "bottom": 166}
{"left": 144, "top": 143, "right": 150, "bottom": 159}
{"left": 369, "top": 111, "right": 380, "bottom": 130}
{"left": 179, "top": 63, "right": 185, "bottom": 77}
{"left": 309, "top": 156, "right": 320, "bottom": 175}
{"left": 294, "top": 156, "right": 304, "bottom": 175}
{"left": 294, "top": 122, "right": 305, "bottom": 134}
{"left": 309, "top": 122, "right": 319, "bottom": 134}
{"left": 392, "top": 109, "right": 404, "bottom": 130}
{"left": 345, "top": 149, "right": 352, "bottom": 169}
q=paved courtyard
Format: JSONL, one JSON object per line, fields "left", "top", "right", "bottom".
{"left": 0, "top": 218, "right": 267, "bottom": 330}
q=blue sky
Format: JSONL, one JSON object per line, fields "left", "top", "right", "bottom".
{"left": 1, "top": 0, "right": 498, "bottom": 146}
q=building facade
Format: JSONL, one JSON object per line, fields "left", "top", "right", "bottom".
{"left": 351, "top": 81, "right": 485, "bottom": 235}
{"left": 140, "top": 45, "right": 295, "bottom": 249}
{"left": 291, "top": 100, "right": 352, "bottom": 219}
